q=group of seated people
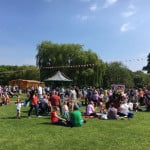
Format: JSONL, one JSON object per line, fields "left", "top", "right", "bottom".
{"left": 51, "top": 104, "right": 86, "bottom": 127}
{"left": 49, "top": 90, "right": 135, "bottom": 128}
{"left": 0, "top": 94, "right": 11, "bottom": 106}
{"left": 85, "top": 100, "right": 134, "bottom": 120}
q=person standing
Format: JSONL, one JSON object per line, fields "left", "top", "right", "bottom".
{"left": 50, "top": 91, "right": 62, "bottom": 114}
{"left": 28, "top": 92, "right": 40, "bottom": 118}
{"left": 38, "top": 85, "right": 43, "bottom": 101}
{"left": 70, "top": 86, "right": 77, "bottom": 111}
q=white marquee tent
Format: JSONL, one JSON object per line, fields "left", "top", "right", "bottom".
{"left": 44, "top": 71, "right": 72, "bottom": 82}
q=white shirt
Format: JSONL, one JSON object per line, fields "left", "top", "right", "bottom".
{"left": 38, "top": 86, "right": 43, "bottom": 95}
{"left": 120, "top": 103, "right": 129, "bottom": 115}
{"left": 128, "top": 102, "right": 133, "bottom": 111}
{"left": 62, "top": 105, "right": 69, "bottom": 113}
{"left": 16, "top": 103, "right": 22, "bottom": 110}
{"left": 70, "top": 89, "right": 77, "bottom": 101}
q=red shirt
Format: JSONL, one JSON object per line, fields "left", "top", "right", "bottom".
{"left": 31, "top": 95, "right": 38, "bottom": 105}
{"left": 51, "top": 111, "right": 58, "bottom": 123}
{"left": 6, "top": 97, "right": 11, "bottom": 104}
{"left": 50, "top": 94, "right": 60, "bottom": 106}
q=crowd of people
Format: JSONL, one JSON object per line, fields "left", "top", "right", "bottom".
{"left": 1, "top": 84, "right": 150, "bottom": 127}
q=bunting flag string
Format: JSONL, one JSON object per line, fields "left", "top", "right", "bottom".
{"left": 0, "top": 64, "right": 95, "bottom": 74}
{"left": 0, "top": 56, "right": 147, "bottom": 74}
{"left": 41, "top": 64, "right": 95, "bottom": 70}
{"left": 120, "top": 56, "right": 147, "bottom": 63}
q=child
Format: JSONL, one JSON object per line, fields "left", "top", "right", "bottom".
{"left": 61, "top": 101, "right": 69, "bottom": 120}
{"left": 133, "top": 99, "right": 139, "bottom": 112}
{"left": 16, "top": 97, "right": 22, "bottom": 119}
{"left": 101, "top": 109, "right": 108, "bottom": 120}
{"left": 51, "top": 106, "right": 66, "bottom": 126}
{"left": 100, "top": 102, "right": 105, "bottom": 113}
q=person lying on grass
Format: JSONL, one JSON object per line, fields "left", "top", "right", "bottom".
{"left": 51, "top": 106, "right": 67, "bottom": 126}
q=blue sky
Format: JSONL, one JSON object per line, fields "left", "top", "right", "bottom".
{"left": 0, "top": 0, "right": 149, "bottom": 71}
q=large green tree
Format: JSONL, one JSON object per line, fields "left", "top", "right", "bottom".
{"left": 36, "top": 41, "right": 106, "bottom": 87}
{"left": 103, "top": 62, "right": 134, "bottom": 88}
{"left": 143, "top": 53, "right": 150, "bottom": 73}
{"left": 133, "top": 71, "right": 150, "bottom": 88}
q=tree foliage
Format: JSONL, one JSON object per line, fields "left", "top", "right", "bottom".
{"left": 143, "top": 53, "right": 150, "bottom": 73}
{"left": 133, "top": 71, "right": 150, "bottom": 88}
{"left": 0, "top": 65, "right": 40, "bottom": 85}
{"left": 35, "top": 41, "right": 150, "bottom": 88}
{"left": 36, "top": 41, "right": 106, "bottom": 87}
{"left": 103, "top": 62, "right": 134, "bottom": 88}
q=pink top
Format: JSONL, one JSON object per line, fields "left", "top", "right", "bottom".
{"left": 87, "top": 104, "right": 95, "bottom": 115}
{"left": 139, "top": 91, "right": 144, "bottom": 98}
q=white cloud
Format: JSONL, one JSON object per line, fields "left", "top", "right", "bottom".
{"left": 76, "top": 15, "right": 89, "bottom": 21}
{"left": 122, "top": 10, "right": 136, "bottom": 17}
{"left": 89, "top": 4, "right": 97, "bottom": 11}
{"left": 103, "top": 0, "right": 118, "bottom": 8}
{"left": 120, "top": 23, "right": 131, "bottom": 32}
{"left": 122, "top": 4, "right": 136, "bottom": 17}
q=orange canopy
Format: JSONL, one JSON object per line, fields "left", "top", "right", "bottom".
{"left": 9, "top": 79, "right": 45, "bottom": 90}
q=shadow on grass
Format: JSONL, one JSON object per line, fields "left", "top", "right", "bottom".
{"left": 0, "top": 116, "right": 27, "bottom": 120}
{"left": 40, "top": 122, "right": 51, "bottom": 125}
{"left": 40, "top": 122, "right": 71, "bottom": 128}
{"left": 43, "top": 117, "right": 50, "bottom": 120}
{"left": 22, "top": 110, "right": 29, "bottom": 113}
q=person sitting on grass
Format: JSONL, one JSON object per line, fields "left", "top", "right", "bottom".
{"left": 50, "top": 106, "right": 67, "bottom": 126}
{"left": 133, "top": 99, "right": 139, "bottom": 112}
{"left": 6, "top": 95, "right": 11, "bottom": 104}
{"left": 107, "top": 103, "right": 118, "bottom": 120}
{"left": 86, "top": 101, "right": 97, "bottom": 117}
{"left": 61, "top": 101, "right": 69, "bottom": 120}
{"left": 100, "top": 102, "right": 105, "bottom": 113}
{"left": 118, "top": 101, "right": 134, "bottom": 119}
{"left": 69, "top": 105, "right": 86, "bottom": 127}
{"left": 2, "top": 95, "right": 7, "bottom": 105}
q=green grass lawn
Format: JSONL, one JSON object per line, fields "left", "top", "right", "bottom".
{"left": 1, "top": 95, "right": 150, "bottom": 150}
